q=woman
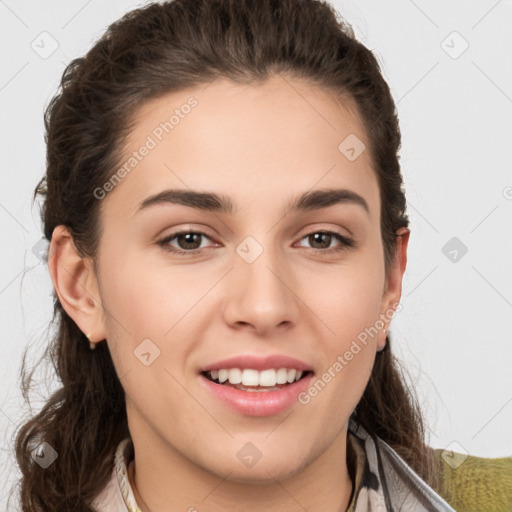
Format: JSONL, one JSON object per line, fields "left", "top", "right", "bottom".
{"left": 12, "top": 0, "right": 511, "bottom": 511}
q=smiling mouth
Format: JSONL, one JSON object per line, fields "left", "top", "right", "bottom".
{"left": 201, "top": 368, "right": 313, "bottom": 392}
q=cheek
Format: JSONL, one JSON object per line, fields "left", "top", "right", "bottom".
{"left": 99, "top": 252, "right": 192, "bottom": 338}
{"left": 305, "top": 247, "right": 384, "bottom": 396}
{"left": 310, "top": 259, "right": 385, "bottom": 338}
{"left": 98, "top": 257, "right": 201, "bottom": 432}
{"left": 98, "top": 252, "right": 208, "bottom": 390}
{"left": 305, "top": 284, "right": 379, "bottom": 418}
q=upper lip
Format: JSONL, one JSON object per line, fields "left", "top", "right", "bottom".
{"left": 199, "top": 354, "right": 313, "bottom": 373}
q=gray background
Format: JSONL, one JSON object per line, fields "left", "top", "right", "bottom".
{"left": 1, "top": 0, "right": 511, "bottom": 508}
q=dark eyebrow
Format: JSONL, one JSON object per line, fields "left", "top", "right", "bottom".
{"left": 135, "top": 188, "right": 369, "bottom": 216}
{"left": 136, "top": 189, "right": 234, "bottom": 215}
{"left": 287, "top": 188, "right": 369, "bottom": 215}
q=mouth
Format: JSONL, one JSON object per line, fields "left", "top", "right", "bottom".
{"left": 198, "top": 366, "right": 315, "bottom": 416}
{"left": 201, "top": 368, "right": 313, "bottom": 392}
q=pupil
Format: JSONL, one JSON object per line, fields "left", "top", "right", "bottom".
{"left": 180, "top": 233, "right": 200, "bottom": 249}
{"left": 311, "top": 233, "right": 330, "bottom": 249}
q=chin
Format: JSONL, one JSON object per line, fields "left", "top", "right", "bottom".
{"left": 223, "top": 466, "right": 302, "bottom": 485}
{"left": 200, "top": 451, "right": 310, "bottom": 484}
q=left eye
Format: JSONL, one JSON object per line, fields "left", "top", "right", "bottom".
{"left": 157, "top": 230, "right": 354, "bottom": 255}
{"left": 296, "top": 231, "right": 354, "bottom": 252}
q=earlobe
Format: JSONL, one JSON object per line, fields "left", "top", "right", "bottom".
{"left": 377, "top": 227, "right": 410, "bottom": 351}
{"left": 47, "top": 225, "right": 107, "bottom": 344}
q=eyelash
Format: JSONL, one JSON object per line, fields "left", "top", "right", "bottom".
{"left": 157, "top": 229, "right": 355, "bottom": 256}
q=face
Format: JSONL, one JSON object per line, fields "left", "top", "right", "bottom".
{"left": 53, "top": 75, "right": 407, "bottom": 485}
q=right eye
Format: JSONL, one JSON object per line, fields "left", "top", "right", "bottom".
{"left": 157, "top": 230, "right": 217, "bottom": 255}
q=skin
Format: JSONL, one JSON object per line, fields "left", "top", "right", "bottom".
{"left": 49, "top": 74, "right": 409, "bottom": 512}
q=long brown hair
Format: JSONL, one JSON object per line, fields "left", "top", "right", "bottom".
{"left": 11, "top": 0, "right": 437, "bottom": 509}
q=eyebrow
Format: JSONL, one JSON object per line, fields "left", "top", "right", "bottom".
{"left": 135, "top": 187, "right": 370, "bottom": 216}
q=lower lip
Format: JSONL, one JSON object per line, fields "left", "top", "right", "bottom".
{"left": 199, "top": 373, "right": 314, "bottom": 416}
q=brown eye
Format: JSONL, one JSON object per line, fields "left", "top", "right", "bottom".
{"left": 158, "top": 231, "right": 214, "bottom": 254}
{"left": 157, "top": 229, "right": 355, "bottom": 256}
{"left": 297, "top": 231, "right": 355, "bottom": 253}
{"left": 174, "top": 232, "right": 203, "bottom": 250}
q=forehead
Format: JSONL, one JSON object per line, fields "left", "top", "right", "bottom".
{"left": 101, "top": 75, "right": 379, "bottom": 221}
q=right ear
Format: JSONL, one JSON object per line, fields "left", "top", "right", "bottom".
{"left": 47, "top": 225, "right": 107, "bottom": 345}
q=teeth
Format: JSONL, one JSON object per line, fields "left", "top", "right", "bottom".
{"left": 206, "top": 368, "right": 306, "bottom": 386}
{"left": 228, "top": 368, "right": 243, "bottom": 384}
{"left": 259, "top": 369, "right": 276, "bottom": 386}
{"left": 287, "top": 369, "right": 297, "bottom": 383}
{"left": 276, "top": 368, "right": 288, "bottom": 384}
{"left": 242, "top": 369, "right": 259, "bottom": 386}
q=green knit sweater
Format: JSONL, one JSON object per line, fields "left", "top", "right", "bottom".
{"left": 431, "top": 448, "right": 512, "bottom": 511}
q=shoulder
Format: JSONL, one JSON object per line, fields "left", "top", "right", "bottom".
{"left": 432, "top": 448, "right": 512, "bottom": 511}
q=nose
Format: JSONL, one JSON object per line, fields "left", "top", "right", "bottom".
{"left": 222, "top": 241, "right": 300, "bottom": 336}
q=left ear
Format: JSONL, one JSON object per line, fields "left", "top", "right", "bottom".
{"left": 377, "top": 226, "right": 410, "bottom": 351}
